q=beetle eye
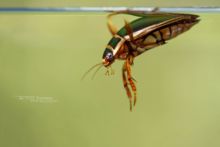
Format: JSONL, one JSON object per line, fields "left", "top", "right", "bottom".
{"left": 106, "top": 52, "right": 113, "bottom": 61}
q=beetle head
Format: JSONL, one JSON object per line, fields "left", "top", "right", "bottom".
{"left": 102, "top": 48, "right": 115, "bottom": 67}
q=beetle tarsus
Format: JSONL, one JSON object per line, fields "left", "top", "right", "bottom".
{"left": 133, "top": 92, "right": 137, "bottom": 106}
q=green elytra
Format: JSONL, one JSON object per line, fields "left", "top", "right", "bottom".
{"left": 105, "top": 12, "right": 199, "bottom": 53}
{"left": 106, "top": 12, "right": 184, "bottom": 48}
{"left": 118, "top": 13, "right": 176, "bottom": 36}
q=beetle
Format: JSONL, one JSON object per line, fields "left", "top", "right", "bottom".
{"left": 83, "top": 10, "right": 200, "bottom": 111}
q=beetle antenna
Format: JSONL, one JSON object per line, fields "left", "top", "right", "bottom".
{"left": 91, "top": 64, "right": 103, "bottom": 80}
{"left": 81, "top": 63, "right": 103, "bottom": 81}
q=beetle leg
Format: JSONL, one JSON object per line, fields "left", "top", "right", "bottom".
{"left": 107, "top": 12, "right": 119, "bottom": 36}
{"left": 122, "top": 62, "right": 132, "bottom": 111}
{"left": 125, "top": 56, "right": 137, "bottom": 106}
{"left": 107, "top": 8, "right": 160, "bottom": 36}
{"left": 124, "top": 19, "right": 135, "bottom": 42}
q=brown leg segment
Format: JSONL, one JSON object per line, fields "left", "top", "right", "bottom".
{"left": 122, "top": 56, "right": 137, "bottom": 111}
{"left": 107, "top": 12, "right": 119, "bottom": 36}
{"left": 107, "top": 8, "right": 160, "bottom": 36}
{"left": 122, "top": 62, "right": 132, "bottom": 111}
{"left": 123, "top": 19, "right": 137, "bottom": 110}
{"left": 124, "top": 19, "right": 135, "bottom": 42}
{"left": 125, "top": 57, "right": 137, "bottom": 107}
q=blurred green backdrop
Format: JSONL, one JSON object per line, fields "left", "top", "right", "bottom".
{"left": 0, "top": 9, "right": 220, "bottom": 147}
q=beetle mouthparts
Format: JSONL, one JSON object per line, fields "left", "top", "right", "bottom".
{"left": 102, "top": 59, "right": 110, "bottom": 67}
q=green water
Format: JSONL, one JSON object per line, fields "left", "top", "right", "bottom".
{"left": 0, "top": 13, "right": 220, "bottom": 147}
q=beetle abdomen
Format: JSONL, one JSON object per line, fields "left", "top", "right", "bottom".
{"left": 131, "top": 16, "right": 200, "bottom": 56}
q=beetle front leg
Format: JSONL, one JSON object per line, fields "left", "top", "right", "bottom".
{"left": 122, "top": 62, "right": 132, "bottom": 111}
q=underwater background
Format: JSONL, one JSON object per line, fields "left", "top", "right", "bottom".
{"left": 0, "top": 1, "right": 220, "bottom": 147}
